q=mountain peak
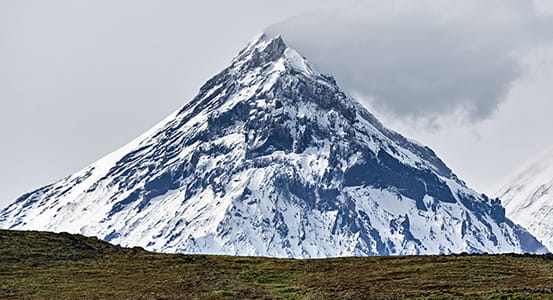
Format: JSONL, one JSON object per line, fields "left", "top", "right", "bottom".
{"left": 0, "top": 34, "right": 546, "bottom": 257}
{"left": 234, "top": 33, "right": 287, "bottom": 60}
{"left": 229, "top": 33, "right": 316, "bottom": 77}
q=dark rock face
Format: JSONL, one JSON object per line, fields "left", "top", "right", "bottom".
{"left": 0, "top": 34, "right": 547, "bottom": 257}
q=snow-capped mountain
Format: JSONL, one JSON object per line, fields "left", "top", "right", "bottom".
{"left": 496, "top": 147, "right": 553, "bottom": 251}
{"left": 0, "top": 34, "right": 546, "bottom": 257}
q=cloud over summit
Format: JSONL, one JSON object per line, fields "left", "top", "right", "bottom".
{"left": 267, "top": 0, "right": 553, "bottom": 121}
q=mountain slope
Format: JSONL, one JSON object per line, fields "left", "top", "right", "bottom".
{"left": 496, "top": 147, "right": 553, "bottom": 251}
{"left": 0, "top": 34, "right": 546, "bottom": 257}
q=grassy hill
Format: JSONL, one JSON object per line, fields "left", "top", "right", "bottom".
{"left": 1, "top": 229, "right": 553, "bottom": 299}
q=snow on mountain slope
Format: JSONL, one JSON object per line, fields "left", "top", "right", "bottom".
{"left": 496, "top": 146, "right": 553, "bottom": 251}
{"left": 0, "top": 34, "right": 546, "bottom": 257}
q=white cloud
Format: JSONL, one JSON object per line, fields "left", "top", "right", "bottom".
{"left": 267, "top": 0, "right": 553, "bottom": 122}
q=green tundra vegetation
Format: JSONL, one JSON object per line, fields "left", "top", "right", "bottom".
{"left": 1, "top": 229, "right": 552, "bottom": 299}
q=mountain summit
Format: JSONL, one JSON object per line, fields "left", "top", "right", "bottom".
{"left": 0, "top": 34, "right": 546, "bottom": 257}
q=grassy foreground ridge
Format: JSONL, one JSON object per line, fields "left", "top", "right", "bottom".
{"left": 1, "top": 229, "right": 553, "bottom": 299}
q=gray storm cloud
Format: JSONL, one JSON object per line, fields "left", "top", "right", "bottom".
{"left": 266, "top": 0, "right": 553, "bottom": 121}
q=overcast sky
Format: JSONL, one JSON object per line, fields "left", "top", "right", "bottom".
{"left": 2, "top": 0, "right": 553, "bottom": 208}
